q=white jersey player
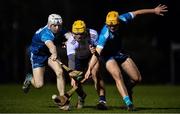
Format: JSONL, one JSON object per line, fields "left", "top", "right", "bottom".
{"left": 64, "top": 20, "right": 107, "bottom": 110}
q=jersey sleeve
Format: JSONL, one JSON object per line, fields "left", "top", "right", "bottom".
{"left": 40, "top": 28, "right": 55, "bottom": 43}
{"left": 89, "top": 29, "right": 98, "bottom": 46}
{"left": 119, "top": 12, "right": 134, "bottom": 24}
{"left": 66, "top": 34, "right": 77, "bottom": 55}
{"left": 97, "top": 25, "right": 109, "bottom": 49}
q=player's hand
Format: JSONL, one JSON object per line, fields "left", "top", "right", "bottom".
{"left": 82, "top": 69, "right": 91, "bottom": 83}
{"left": 154, "top": 4, "right": 168, "bottom": 16}
{"left": 50, "top": 54, "right": 57, "bottom": 61}
{"left": 71, "top": 78, "right": 77, "bottom": 87}
{"left": 89, "top": 45, "right": 96, "bottom": 54}
{"left": 61, "top": 42, "right": 67, "bottom": 48}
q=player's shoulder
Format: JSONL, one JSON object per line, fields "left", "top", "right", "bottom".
{"left": 40, "top": 26, "right": 52, "bottom": 35}
{"left": 88, "top": 28, "right": 98, "bottom": 38}
{"left": 64, "top": 32, "right": 73, "bottom": 39}
{"left": 39, "top": 26, "right": 55, "bottom": 40}
{"left": 89, "top": 28, "right": 97, "bottom": 34}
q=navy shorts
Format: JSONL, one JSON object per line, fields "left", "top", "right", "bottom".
{"left": 30, "top": 52, "right": 49, "bottom": 69}
{"left": 101, "top": 52, "right": 129, "bottom": 64}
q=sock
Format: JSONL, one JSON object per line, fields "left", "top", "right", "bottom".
{"left": 123, "top": 96, "right": 132, "bottom": 106}
{"left": 99, "top": 96, "right": 106, "bottom": 103}
{"left": 78, "top": 96, "right": 84, "bottom": 102}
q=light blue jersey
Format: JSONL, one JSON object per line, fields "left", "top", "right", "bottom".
{"left": 97, "top": 12, "right": 134, "bottom": 62}
{"left": 97, "top": 12, "right": 134, "bottom": 57}
{"left": 29, "top": 25, "right": 66, "bottom": 68}
{"left": 30, "top": 25, "right": 55, "bottom": 55}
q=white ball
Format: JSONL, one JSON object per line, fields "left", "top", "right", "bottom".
{"left": 52, "top": 94, "right": 57, "bottom": 100}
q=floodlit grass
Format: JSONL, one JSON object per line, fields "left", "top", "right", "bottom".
{"left": 0, "top": 83, "right": 180, "bottom": 113}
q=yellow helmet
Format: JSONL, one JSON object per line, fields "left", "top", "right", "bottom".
{"left": 72, "top": 20, "right": 86, "bottom": 34}
{"left": 106, "top": 11, "right": 119, "bottom": 26}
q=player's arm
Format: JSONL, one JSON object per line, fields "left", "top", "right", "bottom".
{"left": 45, "top": 40, "right": 57, "bottom": 61}
{"left": 89, "top": 29, "right": 99, "bottom": 54}
{"left": 132, "top": 4, "right": 168, "bottom": 17}
{"left": 62, "top": 32, "right": 74, "bottom": 48}
{"left": 84, "top": 47, "right": 102, "bottom": 81}
{"left": 83, "top": 26, "right": 107, "bottom": 82}
{"left": 84, "top": 28, "right": 105, "bottom": 79}
{"left": 64, "top": 32, "right": 73, "bottom": 40}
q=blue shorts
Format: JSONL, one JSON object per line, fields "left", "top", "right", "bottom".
{"left": 30, "top": 52, "right": 49, "bottom": 69}
{"left": 101, "top": 52, "right": 129, "bottom": 64}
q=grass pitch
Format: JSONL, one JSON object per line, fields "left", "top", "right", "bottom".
{"left": 0, "top": 83, "right": 180, "bottom": 113}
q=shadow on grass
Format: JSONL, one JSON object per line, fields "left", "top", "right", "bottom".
{"left": 48, "top": 105, "right": 180, "bottom": 112}
{"left": 48, "top": 105, "right": 97, "bottom": 109}
{"left": 108, "top": 106, "right": 180, "bottom": 111}
{"left": 136, "top": 107, "right": 180, "bottom": 110}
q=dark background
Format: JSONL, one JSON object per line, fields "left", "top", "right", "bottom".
{"left": 0, "top": 0, "right": 180, "bottom": 84}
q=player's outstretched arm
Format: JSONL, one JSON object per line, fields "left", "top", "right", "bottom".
{"left": 132, "top": 4, "right": 168, "bottom": 17}
{"left": 154, "top": 4, "right": 168, "bottom": 16}
{"left": 83, "top": 47, "right": 101, "bottom": 82}
{"left": 64, "top": 32, "right": 73, "bottom": 40}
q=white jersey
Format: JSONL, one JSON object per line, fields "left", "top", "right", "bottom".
{"left": 66, "top": 29, "right": 98, "bottom": 59}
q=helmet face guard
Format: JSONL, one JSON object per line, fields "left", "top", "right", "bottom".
{"left": 106, "top": 11, "right": 119, "bottom": 26}
{"left": 72, "top": 20, "right": 86, "bottom": 34}
{"left": 48, "top": 14, "right": 62, "bottom": 25}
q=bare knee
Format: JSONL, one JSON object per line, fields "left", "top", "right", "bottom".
{"left": 91, "top": 67, "right": 98, "bottom": 77}
{"left": 138, "top": 75, "right": 142, "bottom": 82}
{"left": 132, "top": 74, "right": 142, "bottom": 83}
{"left": 55, "top": 69, "right": 63, "bottom": 79}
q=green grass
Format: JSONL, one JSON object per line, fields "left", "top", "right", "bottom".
{"left": 0, "top": 83, "right": 180, "bottom": 113}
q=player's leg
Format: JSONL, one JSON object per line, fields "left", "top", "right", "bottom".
{"left": 105, "top": 59, "right": 133, "bottom": 110}
{"left": 48, "top": 59, "right": 70, "bottom": 110}
{"left": 22, "top": 53, "right": 46, "bottom": 93}
{"left": 121, "top": 57, "right": 142, "bottom": 102}
{"left": 48, "top": 58, "right": 65, "bottom": 96}
{"left": 22, "top": 67, "right": 45, "bottom": 92}
{"left": 121, "top": 58, "right": 142, "bottom": 83}
{"left": 67, "top": 54, "right": 86, "bottom": 109}
{"left": 91, "top": 62, "right": 107, "bottom": 110}
{"left": 74, "top": 58, "right": 87, "bottom": 109}
{"left": 31, "top": 67, "right": 45, "bottom": 88}
{"left": 75, "top": 84, "right": 87, "bottom": 109}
